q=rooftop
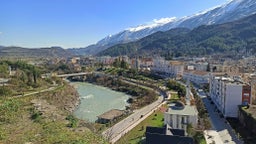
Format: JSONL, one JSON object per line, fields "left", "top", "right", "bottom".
{"left": 214, "top": 76, "right": 245, "bottom": 85}
{"left": 170, "top": 61, "right": 183, "bottom": 65}
{"left": 97, "top": 109, "right": 124, "bottom": 120}
{"left": 184, "top": 70, "right": 209, "bottom": 76}
{"left": 166, "top": 103, "right": 198, "bottom": 116}
{"left": 146, "top": 125, "right": 193, "bottom": 144}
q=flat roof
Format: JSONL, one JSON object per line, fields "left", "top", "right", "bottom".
{"left": 97, "top": 109, "right": 124, "bottom": 120}
{"left": 166, "top": 103, "right": 198, "bottom": 116}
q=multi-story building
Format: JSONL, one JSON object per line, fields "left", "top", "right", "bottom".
{"left": 139, "top": 58, "right": 153, "bottom": 70}
{"left": 183, "top": 70, "right": 209, "bottom": 87}
{"left": 194, "top": 62, "right": 208, "bottom": 71}
{"left": 210, "top": 74, "right": 251, "bottom": 118}
{"left": 151, "top": 57, "right": 184, "bottom": 78}
{"left": 96, "top": 56, "right": 115, "bottom": 65}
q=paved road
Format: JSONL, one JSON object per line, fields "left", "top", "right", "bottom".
{"left": 102, "top": 81, "right": 165, "bottom": 144}
{"left": 198, "top": 92, "right": 243, "bottom": 144}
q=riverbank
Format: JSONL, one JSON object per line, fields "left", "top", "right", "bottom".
{"left": 75, "top": 74, "right": 158, "bottom": 110}
{"left": 46, "top": 83, "right": 80, "bottom": 113}
{"left": 0, "top": 82, "right": 107, "bottom": 144}
{"left": 72, "top": 82, "right": 130, "bottom": 122}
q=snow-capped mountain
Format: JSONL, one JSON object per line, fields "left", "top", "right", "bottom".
{"left": 79, "top": 0, "right": 256, "bottom": 55}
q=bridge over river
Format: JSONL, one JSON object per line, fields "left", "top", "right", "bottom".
{"left": 56, "top": 72, "right": 92, "bottom": 78}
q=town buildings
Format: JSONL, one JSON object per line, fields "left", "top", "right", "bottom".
{"left": 151, "top": 57, "right": 184, "bottom": 78}
{"left": 209, "top": 74, "right": 252, "bottom": 118}
{"left": 183, "top": 70, "right": 209, "bottom": 87}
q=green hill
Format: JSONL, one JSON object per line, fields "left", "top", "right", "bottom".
{"left": 0, "top": 46, "right": 73, "bottom": 58}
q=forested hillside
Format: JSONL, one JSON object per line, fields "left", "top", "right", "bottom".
{"left": 98, "top": 13, "right": 256, "bottom": 58}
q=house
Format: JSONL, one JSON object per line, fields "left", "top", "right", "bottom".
{"left": 210, "top": 74, "right": 252, "bottom": 117}
{"left": 96, "top": 109, "right": 125, "bottom": 124}
{"left": 145, "top": 125, "right": 194, "bottom": 144}
{"left": 164, "top": 101, "right": 198, "bottom": 132}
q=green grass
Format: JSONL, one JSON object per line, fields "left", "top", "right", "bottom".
{"left": 194, "top": 132, "right": 207, "bottom": 144}
{"left": 167, "top": 92, "right": 180, "bottom": 103}
{"left": 170, "top": 92, "right": 179, "bottom": 100}
{"left": 116, "top": 107, "right": 165, "bottom": 144}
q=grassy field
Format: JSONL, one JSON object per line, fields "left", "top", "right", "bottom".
{"left": 116, "top": 106, "right": 166, "bottom": 144}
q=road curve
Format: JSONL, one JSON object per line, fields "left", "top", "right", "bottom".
{"left": 102, "top": 81, "right": 165, "bottom": 144}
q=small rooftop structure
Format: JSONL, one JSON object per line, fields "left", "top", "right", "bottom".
{"left": 96, "top": 109, "right": 125, "bottom": 124}
{"left": 164, "top": 102, "right": 198, "bottom": 131}
{"left": 166, "top": 102, "right": 198, "bottom": 116}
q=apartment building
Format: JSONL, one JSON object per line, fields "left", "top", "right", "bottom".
{"left": 96, "top": 56, "right": 115, "bottom": 65}
{"left": 210, "top": 74, "right": 251, "bottom": 118}
{"left": 183, "top": 70, "right": 209, "bottom": 87}
{"left": 151, "top": 57, "right": 184, "bottom": 78}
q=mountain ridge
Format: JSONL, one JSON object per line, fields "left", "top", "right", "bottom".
{"left": 98, "top": 13, "right": 256, "bottom": 58}
{"left": 0, "top": 46, "right": 73, "bottom": 58}
{"left": 73, "top": 0, "right": 256, "bottom": 55}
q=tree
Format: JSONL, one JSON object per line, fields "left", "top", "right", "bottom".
{"left": 206, "top": 63, "right": 210, "bottom": 72}
{"left": 120, "top": 60, "right": 128, "bottom": 69}
{"left": 0, "top": 63, "right": 8, "bottom": 77}
{"left": 166, "top": 80, "right": 186, "bottom": 97}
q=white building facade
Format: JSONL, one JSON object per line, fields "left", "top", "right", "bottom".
{"left": 210, "top": 75, "right": 251, "bottom": 118}
{"left": 151, "top": 57, "right": 184, "bottom": 78}
{"left": 164, "top": 103, "right": 198, "bottom": 132}
{"left": 183, "top": 70, "right": 209, "bottom": 86}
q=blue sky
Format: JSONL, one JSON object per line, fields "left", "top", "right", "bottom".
{"left": 0, "top": 0, "right": 228, "bottom": 48}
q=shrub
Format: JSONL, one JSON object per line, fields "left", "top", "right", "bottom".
{"left": 66, "top": 115, "right": 78, "bottom": 128}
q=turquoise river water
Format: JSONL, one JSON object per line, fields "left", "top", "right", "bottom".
{"left": 72, "top": 82, "right": 130, "bottom": 122}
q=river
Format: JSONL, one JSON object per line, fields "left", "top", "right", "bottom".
{"left": 72, "top": 82, "right": 130, "bottom": 122}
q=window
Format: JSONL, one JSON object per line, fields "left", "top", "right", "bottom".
{"left": 243, "top": 93, "right": 249, "bottom": 97}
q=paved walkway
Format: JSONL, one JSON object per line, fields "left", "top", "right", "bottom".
{"left": 199, "top": 91, "right": 243, "bottom": 144}
{"left": 204, "top": 130, "right": 224, "bottom": 144}
{"left": 11, "top": 86, "right": 59, "bottom": 99}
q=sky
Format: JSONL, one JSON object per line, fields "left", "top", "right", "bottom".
{"left": 0, "top": 0, "right": 229, "bottom": 48}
